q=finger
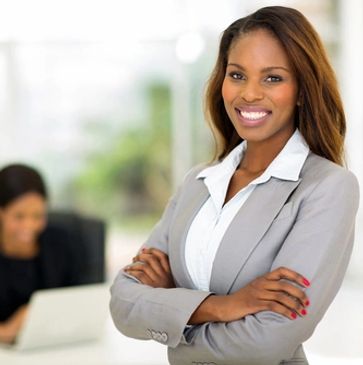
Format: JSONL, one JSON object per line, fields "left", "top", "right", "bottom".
{"left": 136, "top": 253, "right": 166, "bottom": 277}
{"left": 126, "top": 262, "right": 159, "bottom": 282}
{"left": 260, "top": 290, "right": 308, "bottom": 317}
{"left": 124, "top": 268, "right": 154, "bottom": 286}
{"left": 266, "top": 280, "right": 309, "bottom": 307}
{"left": 265, "top": 267, "right": 310, "bottom": 288}
{"left": 260, "top": 300, "right": 300, "bottom": 320}
{"left": 145, "top": 248, "right": 171, "bottom": 273}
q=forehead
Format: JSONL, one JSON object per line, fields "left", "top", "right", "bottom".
{"left": 4, "top": 192, "right": 46, "bottom": 212}
{"left": 227, "top": 29, "right": 291, "bottom": 69}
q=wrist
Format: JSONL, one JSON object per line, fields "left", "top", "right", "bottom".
{"left": 208, "top": 295, "right": 229, "bottom": 322}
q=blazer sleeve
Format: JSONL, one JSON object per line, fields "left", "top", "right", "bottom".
{"left": 109, "top": 167, "right": 212, "bottom": 348}
{"left": 167, "top": 169, "right": 360, "bottom": 364}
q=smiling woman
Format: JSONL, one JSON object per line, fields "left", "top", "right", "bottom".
{"left": 222, "top": 29, "right": 298, "bottom": 142}
{"left": 110, "top": 6, "right": 359, "bottom": 365}
{"left": 0, "top": 164, "right": 80, "bottom": 344}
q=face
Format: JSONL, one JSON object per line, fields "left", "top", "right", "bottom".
{"left": 0, "top": 192, "right": 47, "bottom": 246}
{"left": 222, "top": 29, "right": 299, "bottom": 145}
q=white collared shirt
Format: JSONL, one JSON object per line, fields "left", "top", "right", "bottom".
{"left": 184, "top": 129, "right": 310, "bottom": 291}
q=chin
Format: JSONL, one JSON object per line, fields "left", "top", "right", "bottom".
{"left": 234, "top": 127, "right": 271, "bottom": 142}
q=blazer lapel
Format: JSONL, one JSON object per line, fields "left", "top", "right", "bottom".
{"left": 169, "top": 180, "right": 210, "bottom": 289}
{"left": 210, "top": 177, "right": 302, "bottom": 295}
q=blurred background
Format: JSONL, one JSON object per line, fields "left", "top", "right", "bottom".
{"left": 0, "top": 0, "right": 362, "bottom": 363}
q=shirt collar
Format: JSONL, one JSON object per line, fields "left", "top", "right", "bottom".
{"left": 197, "top": 128, "right": 310, "bottom": 183}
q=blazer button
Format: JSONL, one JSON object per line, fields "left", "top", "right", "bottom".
{"left": 160, "top": 332, "right": 168, "bottom": 343}
{"left": 151, "top": 330, "right": 158, "bottom": 340}
{"left": 155, "top": 332, "right": 162, "bottom": 341}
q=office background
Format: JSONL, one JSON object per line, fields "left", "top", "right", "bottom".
{"left": 0, "top": 0, "right": 362, "bottom": 363}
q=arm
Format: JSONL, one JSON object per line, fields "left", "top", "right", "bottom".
{"left": 0, "top": 305, "right": 28, "bottom": 344}
{"left": 126, "top": 253, "right": 310, "bottom": 322}
{"left": 167, "top": 170, "right": 359, "bottom": 364}
{"left": 113, "top": 181, "right": 309, "bottom": 350}
{"left": 188, "top": 267, "right": 310, "bottom": 324}
{"left": 110, "top": 171, "right": 213, "bottom": 348}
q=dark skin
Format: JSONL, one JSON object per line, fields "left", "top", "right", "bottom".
{"left": 124, "top": 30, "right": 311, "bottom": 324}
{"left": 0, "top": 192, "right": 46, "bottom": 343}
{"left": 124, "top": 248, "right": 310, "bottom": 324}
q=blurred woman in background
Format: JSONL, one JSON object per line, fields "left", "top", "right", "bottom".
{"left": 0, "top": 164, "right": 78, "bottom": 344}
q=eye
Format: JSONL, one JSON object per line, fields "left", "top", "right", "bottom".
{"left": 227, "top": 71, "right": 245, "bottom": 80}
{"left": 14, "top": 213, "right": 25, "bottom": 220}
{"left": 265, "top": 75, "right": 283, "bottom": 83}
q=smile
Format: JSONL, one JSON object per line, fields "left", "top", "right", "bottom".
{"left": 239, "top": 110, "right": 269, "bottom": 120}
{"left": 235, "top": 107, "right": 271, "bottom": 127}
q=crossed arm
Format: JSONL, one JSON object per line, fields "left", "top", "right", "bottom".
{"left": 110, "top": 168, "right": 359, "bottom": 364}
{"left": 124, "top": 248, "right": 310, "bottom": 324}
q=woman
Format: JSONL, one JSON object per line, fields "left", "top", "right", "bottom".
{"left": 0, "top": 164, "right": 78, "bottom": 344}
{"left": 110, "top": 6, "right": 359, "bottom": 365}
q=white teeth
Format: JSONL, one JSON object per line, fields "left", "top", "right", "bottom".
{"left": 239, "top": 110, "right": 268, "bottom": 120}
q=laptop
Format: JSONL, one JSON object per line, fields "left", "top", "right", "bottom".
{"left": 4, "top": 283, "right": 109, "bottom": 351}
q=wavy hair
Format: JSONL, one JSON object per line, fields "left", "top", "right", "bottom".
{"left": 205, "top": 6, "right": 346, "bottom": 165}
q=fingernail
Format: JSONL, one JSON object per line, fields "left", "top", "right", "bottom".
{"left": 303, "top": 278, "right": 310, "bottom": 287}
{"left": 301, "top": 309, "right": 307, "bottom": 316}
{"left": 291, "top": 312, "right": 297, "bottom": 319}
{"left": 141, "top": 248, "right": 146, "bottom": 252}
{"left": 305, "top": 300, "right": 310, "bottom": 306}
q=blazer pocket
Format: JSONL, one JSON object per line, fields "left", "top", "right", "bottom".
{"left": 273, "top": 202, "right": 294, "bottom": 222}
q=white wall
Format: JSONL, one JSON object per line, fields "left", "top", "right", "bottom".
{"left": 339, "top": 0, "right": 363, "bottom": 279}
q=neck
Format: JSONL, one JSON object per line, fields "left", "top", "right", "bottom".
{"left": 240, "top": 128, "right": 295, "bottom": 173}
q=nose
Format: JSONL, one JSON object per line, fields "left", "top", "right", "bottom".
{"left": 240, "top": 81, "right": 264, "bottom": 103}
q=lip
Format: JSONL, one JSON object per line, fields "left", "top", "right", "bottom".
{"left": 16, "top": 233, "right": 35, "bottom": 242}
{"left": 235, "top": 107, "right": 272, "bottom": 127}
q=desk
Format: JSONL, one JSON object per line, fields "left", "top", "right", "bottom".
{"left": 1, "top": 282, "right": 362, "bottom": 365}
{"left": 0, "top": 318, "right": 169, "bottom": 365}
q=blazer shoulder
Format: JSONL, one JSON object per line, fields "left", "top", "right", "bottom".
{"left": 301, "top": 153, "right": 360, "bottom": 201}
{"left": 303, "top": 153, "right": 358, "bottom": 182}
{"left": 181, "top": 162, "right": 210, "bottom": 184}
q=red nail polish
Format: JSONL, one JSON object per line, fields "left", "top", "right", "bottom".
{"left": 303, "top": 278, "right": 310, "bottom": 286}
{"left": 301, "top": 309, "right": 307, "bottom": 316}
{"left": 291, "top": 312, "right": 297, "bottom": 319}
{"left": 305, "top": 300, "right": 310, "bottom": 306}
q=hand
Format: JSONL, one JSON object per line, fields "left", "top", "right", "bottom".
{"left": 0, "top": 305, "right": 28, "bottom": 344}
{"left": 222, "top": 266, "right": 310, "bottom": 321}
{"left": 189, "top": 267, "right": 310, "bottom": 325}
{"left": 0, "top": 323, "right": 15, "bottom": 344}
{"left": 123, "top": 247, "right": 176, "bottom": 289}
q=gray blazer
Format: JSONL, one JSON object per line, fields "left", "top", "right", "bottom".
{"left": 110, "top": 152, "right": 360, "bottom": 365}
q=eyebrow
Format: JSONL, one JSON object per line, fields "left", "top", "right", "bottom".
{"left": 227, "top": 63, "right": 290, "bottom": 73}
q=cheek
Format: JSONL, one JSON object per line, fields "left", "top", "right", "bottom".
{"left": 37, "top": 218, "right": 47, "bottom": 232}
{"left": 2, "top": 218, "right": 21, "bottom": 233}
{"left": 221, "top": 79, "right": 234, "bottom": 105}
{"left": 272, "top": 85, "right": 298, "bottom": 110}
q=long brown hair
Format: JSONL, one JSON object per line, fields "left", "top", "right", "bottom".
{"left": 205, "top": 6, "right": 346, "bottom": 165}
